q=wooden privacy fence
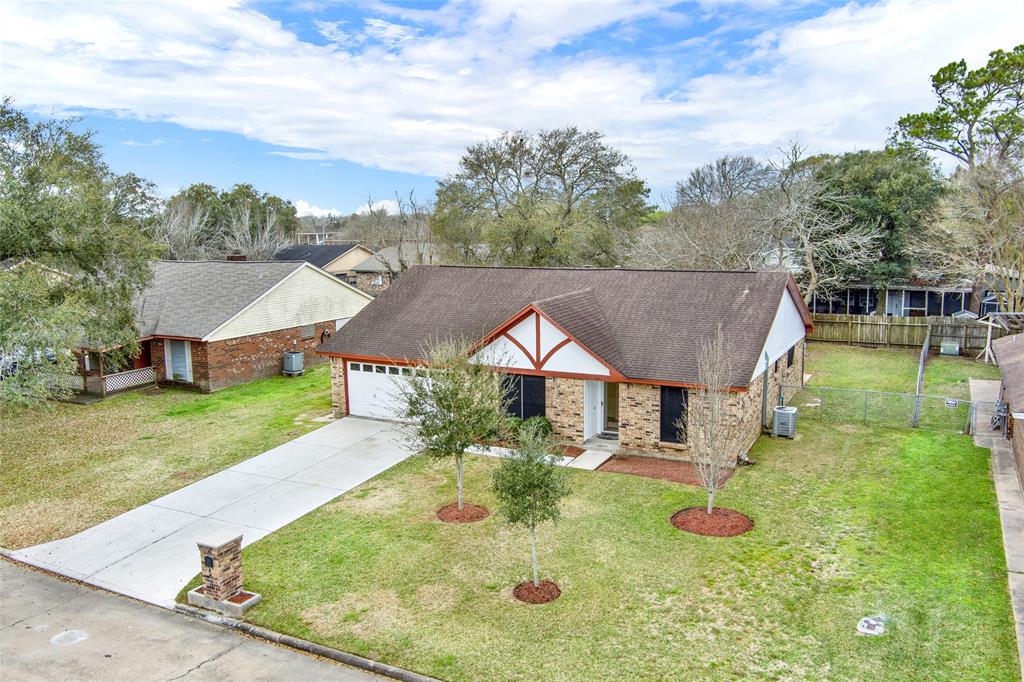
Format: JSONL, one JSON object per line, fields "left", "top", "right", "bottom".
{"left": 809, "top": 314, "right": 1006, "bottom": 353}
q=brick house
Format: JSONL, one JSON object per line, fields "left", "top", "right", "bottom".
{"left": 317, "top": 265, "right": 812, "bottom": 459}
{"left": 78, "top": 260, "right": 372, "bottom": 394}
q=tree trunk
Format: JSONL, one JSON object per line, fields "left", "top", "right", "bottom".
{"left": 530, "top": 525, "right": 540, "bottom": 588}
{"left": 456, "top": 456, "right": 464, "bottom": 511}
{"left": 706, "top": 486, "right": 715, "bottom": 515}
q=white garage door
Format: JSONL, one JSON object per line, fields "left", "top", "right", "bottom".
{"left": 346, "top": 362, "right": 412, "bottom": 420}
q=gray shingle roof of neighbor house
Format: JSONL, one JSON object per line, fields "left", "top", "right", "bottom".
{"left": 352, "top": 244, "right": 440, "bottom": 273}
{"left": 136, "top": 260, "right": 305, "bottom": 339}
{"left": 273, "top": 243, "right": 360, "bottom": 269}
{"left": 995, "top": 333, "right": 1024, "bottom": 411}
{"left": 317, "top": 265, "right": 812, "bottom": 386}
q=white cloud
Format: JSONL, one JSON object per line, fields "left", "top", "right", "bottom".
{"left": 0, "top": 0, "right": 1021, "bottom": 187}
{"left": 355, "top": 199, "right": 400, "bottom": 215}
{"left": 294, "top": 199, "right": 341, "bottom": 217}
{"left": 122, "top": 138, "right": 167, "bottom": 146}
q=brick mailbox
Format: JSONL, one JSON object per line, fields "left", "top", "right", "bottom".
{"left": 186, "top": 532, "right": 261, "bottom": 617}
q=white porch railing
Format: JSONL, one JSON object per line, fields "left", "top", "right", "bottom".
{"left": 102, "top": 366, "right": 156, "bottom": 394}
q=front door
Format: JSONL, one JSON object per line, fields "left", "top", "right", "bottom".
{"left": 604, "top": 382, "right": 619, "bottom": 432}
{"left": 583, "top": 380, "right": 605, "bottom": 440}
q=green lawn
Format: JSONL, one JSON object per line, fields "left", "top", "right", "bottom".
{"left": 216, "top": 421, "right": 1017, "bottom": 681}
{"left": 806, "top": 342, "right": 1001, "bottom": 398}
{"left": 0, "top": 365, "right": 332, "bottom": 549}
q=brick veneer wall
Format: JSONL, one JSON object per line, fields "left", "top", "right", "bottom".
{"left": 331, "top": 357, "right": 347, "bottom": 416}
{"left": 619, "top": 382, "right": 661, "bottom": 450}
{"left": 546, "top": 377, "right": 585, "bottom": 442}
{"left": 354, "top": 271, "right": 392, "bottom": 295}
{"left": 152, "top": 321, "right": 336, "bottom": 392}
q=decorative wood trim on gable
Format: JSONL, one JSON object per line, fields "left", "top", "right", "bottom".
{"left": 471, "top": 304, "right": 624, "bottom": 379}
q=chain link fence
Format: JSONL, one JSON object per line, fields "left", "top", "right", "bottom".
{"left": 781, "top": 385, "right": 975, "bottom": 433}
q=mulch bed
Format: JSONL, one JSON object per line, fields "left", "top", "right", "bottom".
{"left": 436, "top": 502, "right": 491, "bottom": 523}
{"left": 670, "top": 507, "right": 753, "bottom": 537}
{"left": 598, "top": 455, "right": 735, "bottom": 487}
{"left": 560, "top": 445, "right": 585, "bottom": 457}
{"left": 513, "top": 580, "right": 561, "bottom": 604}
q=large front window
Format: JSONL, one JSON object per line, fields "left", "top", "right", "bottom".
{"left": 504, "top": 374, "right": 545, "bottom": 419}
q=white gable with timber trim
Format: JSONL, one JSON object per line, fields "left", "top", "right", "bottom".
{"left": 750, "top": 287, "right": 807, "bottom": 381}
{"left": 472, "top": 311, "right": 610, "bottom": 377}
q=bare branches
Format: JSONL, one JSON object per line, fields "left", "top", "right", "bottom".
{"left": 221, "top": 204, "right": 290, "bottom": 260}
{"left": 148, "top": 200, "right": 211, "bottom": 260}
{"left": 911, "top": 151, "right": 1024, "bottom": 312}
{"left": 687, "top": 326, "right": 742, "bottom": 514}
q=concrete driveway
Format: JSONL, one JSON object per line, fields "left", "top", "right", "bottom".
{"left": 1, "top": 559, "right": 380, "bottom": 681}
{"left": 10, "top": 417, "right": 413, "bottom": 608}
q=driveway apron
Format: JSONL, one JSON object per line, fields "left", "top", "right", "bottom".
{"left": 10, "top": 417, "right": 413, "bottom": 608}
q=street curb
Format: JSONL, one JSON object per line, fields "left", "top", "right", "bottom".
{"left": 174, "top": 604, "right": 440, "bottom": 682}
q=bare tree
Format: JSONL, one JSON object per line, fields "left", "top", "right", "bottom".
{"left": 911, "top": 151, "right": 1024, "bottom": 312}
{"left": 148, "top": 200, "right": 212, "bottom": 260}
{"left": 364, "top": 192, "right": 436, "bottom": 280}
{"left": 754, "top": 142, "right": 880, "bottom": 303}
{"left": 221, "top": 204, "right": 289, "bottom": 260}
{"left": 686, "top": 326, "right": 743, "bottom": 515}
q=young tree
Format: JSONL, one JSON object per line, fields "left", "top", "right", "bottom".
{"left": 433, "top": 127, "right": 651, "bottom": 266}
{"left": 0, "top": 99, "right": 160, "bottom": 405}
{"left": 687, "top": 326, "right": 744, "bottom": 515}
{"left": 401, "top": 339, "right": 509, "bottom": 511}
{"left": 491, "top": 424, "right": 570, "bottom": 587}
{"left": 892, "top": 44, "right": 1024, "bottom": 168}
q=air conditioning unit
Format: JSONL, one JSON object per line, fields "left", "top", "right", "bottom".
{"left": 283, "top": 351, "right": 304, "bottom": 376}
{"left": 940, "top": 342, "right": 960, "bottom": 356}
{"left": 773, "top": 406, "right": 798, "bottom": 438}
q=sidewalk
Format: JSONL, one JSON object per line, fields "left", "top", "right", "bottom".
{"left": 970, "top": 379, "right": 1024, "bottom": 678}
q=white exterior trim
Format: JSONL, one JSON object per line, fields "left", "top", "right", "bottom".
{"left": 750, "top": 288, "right": 807, "bottom": 382}
{"left": 470, "top": 311, "right": 610, "bottom": 377}
{"left": 203, "top": 262, "right": 372, "bottom": 342}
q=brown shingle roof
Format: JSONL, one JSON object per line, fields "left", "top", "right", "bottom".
{"left": 317, "top": 265, "right": 808, "bottom": 386}
{"left": 995, "top": 334, "right": 1024, "bottom": 410}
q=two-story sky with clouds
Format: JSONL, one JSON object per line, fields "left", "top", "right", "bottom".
{"left": 2, "top": 0, "right": 1021, "bottom": 216}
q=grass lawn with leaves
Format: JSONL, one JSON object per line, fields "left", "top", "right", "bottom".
{"left": 0, "top": 365, "right": 331, "bottom": 549}
{"left": 218, "top": 420, "right": 1016, "bottom": 681}
{"left": 806, "top": 342, "right": 1000, "bottom": 398}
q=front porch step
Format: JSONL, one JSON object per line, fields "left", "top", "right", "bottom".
{"left": 597, "top": 431, "right": 619, "bottom": 440}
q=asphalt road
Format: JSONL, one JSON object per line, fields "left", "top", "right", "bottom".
{"left": 0, "top": 558, "right": 381, "bottom": 681}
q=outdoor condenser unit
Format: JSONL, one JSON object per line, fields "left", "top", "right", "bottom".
{"left": 940, "top": 342, "right": 960, "bottom": 356}
{"left": 773, "top": 406, "right": 798, "bottom": 438}
{"left": 283, "top": 351, "right": 304, "bottom": 376}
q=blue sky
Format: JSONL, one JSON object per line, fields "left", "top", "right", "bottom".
{"left": 3, "top": 0, "right": 1022, "bottom": 215}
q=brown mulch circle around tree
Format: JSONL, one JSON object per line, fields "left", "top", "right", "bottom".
{"left": 598, "top": 455, "right": 734, "bottom": 487}
{"left": 436, "top": 503, "right": 491, "bottom": 523}
{"left": 670, "top": 507, "right": 753, "bottom": 537}
{"left": 513, "top": 580, "right": 561, "bottom": 604}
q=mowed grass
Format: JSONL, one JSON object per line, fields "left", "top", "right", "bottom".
{"left": 226, "top": 421, "right": 1017, "bottom": 681}
{"left": 0, "top": 365, "right": 332, "bottom": 549}
{"left": 806, "top": 342, "right": 1000, "bottom": 398}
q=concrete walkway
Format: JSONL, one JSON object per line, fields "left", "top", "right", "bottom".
{"left": 0, "top": 559, "right": 379, "bottom": 681}
{"left": 466, "top": 440, "right": 616, "bottom": 471}
{"left": 970, "top": 379, "right": 1024, "bottom": 678}
{"left": 10, "top": 417, "right": 414, "bottom": 608}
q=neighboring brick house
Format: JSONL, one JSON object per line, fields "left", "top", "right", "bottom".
{"left": 274, "top": 243, "right": 375, "bottom": 284}
{"left": 99, "top": 260, "right": 372, "bottom": 393}
{"left": 995, "top": 334, "right": 1024, "bottom": 481}
{"left": 350, "top": 244, "right": 440, "bottom": 295}
{"left": 317, "top": 265, "right": 812, "bottom": 459}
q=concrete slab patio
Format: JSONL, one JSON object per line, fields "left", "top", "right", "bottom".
{"left": 9, "top": 417, "right": 414, "bottom": 608}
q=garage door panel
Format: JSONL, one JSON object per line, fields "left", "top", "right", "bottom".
{"left": 347, "top": 362, "right": 411, "bottom": 420}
